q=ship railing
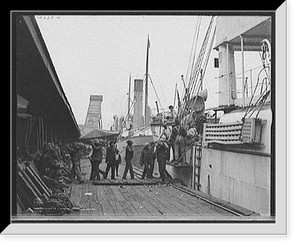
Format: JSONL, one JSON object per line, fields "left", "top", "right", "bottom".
{"left": 215, "top": 64, "right": 271, "bottom": 107}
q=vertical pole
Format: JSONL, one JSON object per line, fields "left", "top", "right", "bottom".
{"left": 250, "top": 69, "right": 253, "bottom": 95}
{"left": 200, "top": 69, "right": 203, "bottom": 91}
{"left": 240, "top": 35, "right": 245, "bottom": 106}
{"left": 173, "top": 82, "right": 177, "bottom": 108}
{"left": 155, "top": 101, "right": 159, "bottom": 114}
{"left": 145, "top": 35, "right": 150, "bottom": 126}
{"left": 128, "top": 73, "right": 131, "bottom": 117}
{"left": 227, "top": 43, "right": 231, "bottom": 105}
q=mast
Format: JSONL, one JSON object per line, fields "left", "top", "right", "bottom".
{"left": 127, "top": 73, "right": 131, "bottom": 117}
{"left": 173, "top": 82, "right": 177, "bottom": 108}
{"left": 144, "top": 35, "right": 150, "bottom": 126}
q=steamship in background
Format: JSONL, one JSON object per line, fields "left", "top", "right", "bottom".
{"left": 104, "top": 15, "right": 273, "bottom": 216}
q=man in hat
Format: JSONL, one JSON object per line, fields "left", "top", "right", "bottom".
{"left": 140, "top": 143, "right": 152, "bottom": 179}
{"left": 168, "top": 105, "right": 176, "bottom": 119}
{"left": 105, "top": 140, "right": 116, "bottom": 180}
{"left": 89, "top": 139, "right": 103, "bottom": 181}
{"left": 122, "top": 140, "right": 134, "bottom": 180}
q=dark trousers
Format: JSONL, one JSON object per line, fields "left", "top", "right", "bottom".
{"left": 122, "top": 160, "right": 134, "bottom": 179}
{"left": 167, "top": 145, "right": 171, "bottom": 161}
{"left": 114, "top": 161, "right": 120, "bottom": 176}
{"left": 157, "top": 156, "right": 171, "bottom": 181}
{"left": 90, "top": 160, "right": 100, "bottom": 180}
{"left": 141, "top": 163, "right": 151, "bottom": 179}
{"left": 71, "top": 161, "right": 84, "bottom": 182}
{"left": 105, "top": 162, "right": 115, "bottom": 179}
{"left": 149, "top": 158, "right": 155, "bottom": 178}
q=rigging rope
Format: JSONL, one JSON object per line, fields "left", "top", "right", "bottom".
{"left": 189, "top": 16, "right": 216, "bottom": 98}
{"left": 186, "top": 16, "right": 202, "bottom": 91}
{"left": 148, "top": 74, "right": 163, "bottom": 109}
{"left": 190, "top": 24, "right": 216, "bottom": 111}
{"left": 179, "top": 16, "right": 216, "bottom": 119}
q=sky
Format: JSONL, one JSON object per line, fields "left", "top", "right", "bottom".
{"left": 35, "top": 14, "right": 262, "bottom": 129}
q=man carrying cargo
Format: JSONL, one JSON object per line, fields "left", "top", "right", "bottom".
{"left": 89, "top": 139, "right": 103, "bottom": 181}
{"left": 67, "top": 142, "right": 84, "bottom": 184}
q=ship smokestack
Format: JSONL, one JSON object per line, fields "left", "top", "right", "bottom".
{"left": 133, "top": 79, "right": 144, "bottom": 130}
{"left": 218, "top": 44, "right": 237, "bottom": 106}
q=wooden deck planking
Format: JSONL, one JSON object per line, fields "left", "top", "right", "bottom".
{"left": 95, "top": 186, "right": 115, "bottom": 215}
{"left": 68, "top": 169, "right": 233, "bottom": 219}
{"left": 155, "top": 185, "right": 200, "bottom": 215}
{"left": 148, "top": 186, "right": 188, "bottom": 215}
{"left": 159, "top": 185, "right": 214, "bottom": 215}
{"left": 157, "top": 185, "right": 210, "bottom": 215}
{"left": 162, "top": 185, "right": 230, "bottom": 215}
{"left": 126, "top": 186, "right": 152, "bottom": 215}
{"left": 107, "top": 186, "right": 127, "bottom": 216}
{"left": 90, "top": 183, "right": 103, "bottom": 215}
{"left": 110, "top": 186, "right": 126, "bottom": 202}
{"left": 137, "top": 185, "right": 178, "bottom": 216}
{"left": 70, "top": 184, "right": 82, "bottom": 207}
{"left": 130, "top": 185, "right": 165, "bottom": 216}
{"left": 30, "top": 159, "right": 235, "bottom": 220}
{"left": 119, "top": 200, "right": 140, "bottom": 216}
{"left": 109, "top": 199, "right": 127, "bottom": 216}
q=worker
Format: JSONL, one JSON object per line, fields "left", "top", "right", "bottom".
{"left": 183, "top": 121, "right": 197, "bottom": 165}
{"left": 148, "top": 141, "right": 157, "bottom": 178}
{"left": 177, "top": 122, "right": 187, "bottom": 163}
{"left": 168, "top": 105, "right": 176, "bottom": 119}
{"left": 156, "top": 140, "right": 171, "bottom": 181}
{"left": 122, "top": 140, "right": 134, "bottom": 180}
{"left": 89, "top": 139, "right": 103, "bottom": 181}
{"left": 140, "top": 143, "right": 152, "bottom": 179}
{"left": 67, "top": 142, "right": 84, "bottom": 184}
{"left": 168, "top": 122, "right": 178, "bottom": 162}
{"left": 159, "top": 124, "right": 172, "bottom": 161}
{"left": 114, "top": 149, "right": 122, "bottom": 177}
{"left": 105, "top": 141, "right": 116, "bottom": 180}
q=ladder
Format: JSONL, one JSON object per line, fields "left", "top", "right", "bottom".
{"left": 192, "top": 143, "right": 202, "bottom": 191}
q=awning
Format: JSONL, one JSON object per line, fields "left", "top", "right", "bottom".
{"left": 80, "top": 128, "right": 120, "bottom": 140}
{"left": 214, "top": 16, "right": 272, "bottom": 51}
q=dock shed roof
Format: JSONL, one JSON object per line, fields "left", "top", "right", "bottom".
{"left": 14, "top": 15, "right": 80, "bottom": 141}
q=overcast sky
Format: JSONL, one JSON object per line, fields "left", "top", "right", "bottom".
{"left": 35, "top": 14, "right": 262, "bottom": 129}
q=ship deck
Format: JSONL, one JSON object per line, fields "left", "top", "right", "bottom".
{"left": 14, "top": 159, "right": 265, "bottom": 222}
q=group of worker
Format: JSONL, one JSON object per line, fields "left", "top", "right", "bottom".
{"left": 139, "top": 140, "right": 172, "bottom": 181}
{"left": 37, "top": 142, "right": 74, "bottom": 185}
{"left": 88, "top": 137, "right": 173, "bottom": 182}
{"left": 159, "top": 119, "right": 200, "bottom": 165}
{"left": 89, "top": 139, "right": 122, "bottom": 181}
{"left": 36, "top": 115, "right": 202, "bottom": 184}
